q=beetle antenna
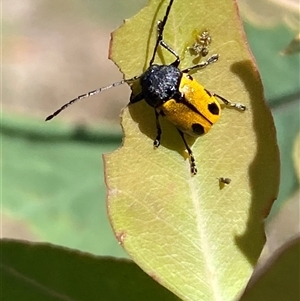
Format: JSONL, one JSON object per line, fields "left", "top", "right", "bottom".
{"left": 45, "top": 76, "right": 139, "bottom": 121}
{"left": 149, "top": 0, "right": 175, "bottom": 66}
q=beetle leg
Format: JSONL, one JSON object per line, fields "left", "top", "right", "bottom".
{"left": 212, "top": 93, "right": 246, "bottom": 111}
{"left": 154, "top": 110, "right": 162, "bottom": 148}
{"left": 130, "top": 92, "right": 144, "bottom": 104}
{"left": 178, "top": 130, "right": 197, "bottom": 175}
{"left": 182, "top": 54, "right": 219, "bottom": 73}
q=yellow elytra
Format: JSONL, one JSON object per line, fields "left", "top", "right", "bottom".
{"left": 157, "top": 73, "right": 222, "bottom": 137}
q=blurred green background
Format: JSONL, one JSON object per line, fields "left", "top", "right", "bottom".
{"left": 2, "top": 0, "right": 299, "bottom": 257}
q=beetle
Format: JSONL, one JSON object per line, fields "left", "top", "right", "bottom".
{"left": 46, "top": 0, "right": 246, "bottom": 175}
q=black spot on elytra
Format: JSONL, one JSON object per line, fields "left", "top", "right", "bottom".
{"left": 192, "top": 123, "right": 205, "bottom": 135}
{"left": 208, "top": 103, "right": 219, "bottom": 115}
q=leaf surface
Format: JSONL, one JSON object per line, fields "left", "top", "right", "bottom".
{"left": 105, "top": 0, "right": 280, "bottom": 300}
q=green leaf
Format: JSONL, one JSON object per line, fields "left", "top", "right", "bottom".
{"left": 105, "top": 0, "right": 280, "bottom": 300}
{"left": 1, "top": 239, "right": 180, "bottom": 301}
{"left": 240, "top": 237, "right": 300, "bottom": 301}
{"left": 1, "top": 114, "right": 124, "bottom": 257}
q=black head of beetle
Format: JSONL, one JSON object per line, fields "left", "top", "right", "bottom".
{"left": 131, "top": 63, "right": 182, "bottom": 108}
